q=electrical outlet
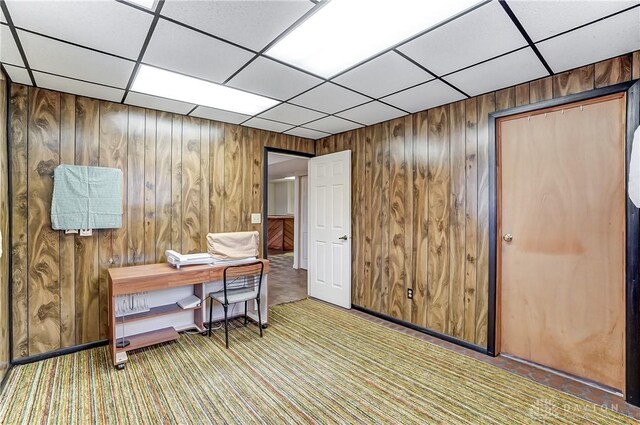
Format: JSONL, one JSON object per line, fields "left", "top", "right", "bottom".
{"left": 407, "top": 288, "right": 413, "bottom": 299}
{"left": 251, "top": 213, "right": 261, "bottom": 224}
{"left": 80, "top": 229, "right": 92, "bottom": 237}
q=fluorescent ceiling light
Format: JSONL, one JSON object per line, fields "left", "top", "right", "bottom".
{"left": 132, "top": 65, "right": 279, "bottom": 115}
{"left": 125, "top": 0, "right": 157, "bottom": 9}
{"left": 284, "top": 176, "right": 295, "bottom": 180}
{"left": 267, "top": 0, "right": 481, "bottom": 78}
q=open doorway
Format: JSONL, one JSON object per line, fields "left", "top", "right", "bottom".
{"left": 264, "top": 149, "right": 311, "bottom": 307}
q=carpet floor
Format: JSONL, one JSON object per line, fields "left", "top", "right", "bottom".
{"left": 0, "top": 299, "right": 636, "bottom": 424}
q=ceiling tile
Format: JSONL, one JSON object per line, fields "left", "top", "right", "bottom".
{"left": 509, "top": 0, "right": 638, "bottom": 42}
{"left": 5, "top": 0, "right": 153, "bottom": 60}
{"left": 3, "top": 64, "right": 30, "bottom": 85}
{"left": 284, "top": 127, "right": 330, "bottom": 140}
{"left": 381, "top": 80, "right": 466, "bottom": 114}
{"left": 161, "top": 0, "right": 313, "bottom": 51}
{"left": 337, "top": 101, "right": 406, "bottom": 126}
{"left": 444, "top": 48, "right": 548, "bottom": 97}
{"left": 18, "top": 30, "right": 135, "bottom": 88}
{"left": 289, "top": 83, "right": 369, "bottom": 114}
{"left": 258, "top": 103, "right": 326, "bottom": 126}
{"left": 126, "top": 92, "right": 195, "bottom": 115}
{"left": 144, "top": 19, "right": 253, "bottom": 84}
{"left": 227, "top": 57, "right": 322, "bottom": 101}
{"left": 1, "top": 24, "right": 23, "bottom": 67}
{"left": 305, "top": 116, "right": 362, "bottom": 134}
{"left": 0, "top": 8, "right": 5, "bottom": 23}
{"left": 191, "top": 106, "right": 251, "bottom": 125}
{"left": 397, "top": 2, "right": 527, "bottom": 76}
{"left": 536, "top": 9, "right": 640, "bottom": 74}
{"left": 333, "top": 51, "right": 433, "bottom": 99}
{"left": 243, "top": 117, "right": 293, "bottom": 133}
{"left": 34, "top": 72, "right": 124, "bottom": 102}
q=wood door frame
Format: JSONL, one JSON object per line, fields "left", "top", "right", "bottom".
{"left": 262, "top": 147, "right": 315, "bottom": 260}
{"left": 487, "top": 80, "right": 640, "bottom": 406}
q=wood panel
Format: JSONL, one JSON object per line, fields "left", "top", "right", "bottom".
{"left": 353, "top": 129, "right": 364, "bottom": 307}
{"left": 463, "top": 97, "right": 478, "bottom": 343}
{"left": 529, "top": 77, "right": 553, "bottom": 104}
{"left": 553, "top": 65, "right": 595, "bottom": 97}
{"left": 426, "top": 106, "right": 450, "bottom": 334}
{"left": 99, "top": 101, "right": 128, "bottom": 340}
{"left": 10, "top": 84, "right": 29, "bottom": 358}
{"left": 59, "top": 93, "right": 76, "bottom": 348}
{"left": 74, "top": 96, "right": 100, "bottom": 344}
{"left": 315, "top": 50, "right": 640, "bottom": 348}
{"left": 474, "top": 93, "right": 495, "bottom": 347}
{"left": 210, "top": 122, "right": 225, "bottom": 233}
{"left": 0, "top": 70, "right": 9, "bottom": 378}
{"left": 448, "top": 101, "right": 466, "bottom": 339}
{"left": 144, "top": 110, "right": 157, "bottom": 264}
{"left": 412, "top": 111, "right": 429, "bottom": 328}
{"left": 370, "top": 123, "right": 384, "bottom": 313}
{"left": 388, "top": 118, "right": 406, "bottom": 320}
{"left": 224, "top": 125, "right": 243, "bottom": 232}
{"left": 181, "top": 117, "right": 201, "bottom": 254}
{"left": 200, "top": 120, "right": 210, "bottom": 252}
{"left": 127, "top": 107, "right": 145, "bottom": 265}
{"left": 155, "top": 112, "right": 172, "bottom": 262}
{"left": 594, "top": 54, "right": 632, "bottom": 88}
{"left": 27, "top": 88, "right": 61, "bottom": 353}
{"left": 9, "top": 85, "right": 314, "bottom": 358}
{"left": 171, "top": 115, "right": 182, "bottom": 251}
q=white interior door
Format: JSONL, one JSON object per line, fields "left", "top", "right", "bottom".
{"left": 300, "top": 175, "right": 309, "bottom": 270}
{"left": 308, "top": 151, "right": 351, "bottom": 308}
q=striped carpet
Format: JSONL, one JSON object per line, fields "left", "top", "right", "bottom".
{"left": 0, "top": 299, "right": 636, "bottom": 424}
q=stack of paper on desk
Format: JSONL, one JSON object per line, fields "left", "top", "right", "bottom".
{"left": 165, "top": 250, "right": 214, "bottom": 268}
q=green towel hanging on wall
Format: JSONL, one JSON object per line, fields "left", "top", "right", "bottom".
{"left": 51, "top": 164, "right": 123, "bottom": 230}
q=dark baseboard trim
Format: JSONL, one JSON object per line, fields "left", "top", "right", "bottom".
{"left": 0, "top": 364, "right": 14, "bottom": 394}
{"left": 11, "top": 339, "right": 109, "bottom": 366}
{"left": 352, "top": 304, "right": 489, "bottom": 356}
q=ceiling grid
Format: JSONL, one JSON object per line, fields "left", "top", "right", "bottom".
{"left": 0, "top": 0, "right": 637, "bottom": 138}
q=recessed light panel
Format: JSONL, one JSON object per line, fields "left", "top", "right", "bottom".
{"left": 125, "top": 0, "right": 157, "bottom": 10}
{"left": 131, "top": 65, "right": 280, "bottom": 115}
{"left": 267, "top": 0, "right": 481, "bottom": 78}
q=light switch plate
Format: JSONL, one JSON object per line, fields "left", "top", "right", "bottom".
{"left": 251, "top": 213, "right": 262, "bottom": 224}
{"left": 80, "top": 229, "right": 93, "bottom": 237}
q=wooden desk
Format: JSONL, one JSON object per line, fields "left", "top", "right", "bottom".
{"left": 108, "top": 260, "right": 269, "bottom": 368}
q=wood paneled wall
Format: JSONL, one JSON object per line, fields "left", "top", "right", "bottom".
{"left": 0, "top": 71, "right": 10, "bottom": 379}
{"left": 317, "top": 51, "right": 640, "bottom": 348}
{"left": 9, "top": 85, "right": 314, "bottom": 358}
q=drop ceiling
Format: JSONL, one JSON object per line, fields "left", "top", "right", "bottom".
{"left": 0, "top": 0, "right": 638, "bottom": 139}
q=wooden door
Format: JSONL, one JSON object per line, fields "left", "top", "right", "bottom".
{"left": 498, "top": 94, "right": 626, "bottom": 391}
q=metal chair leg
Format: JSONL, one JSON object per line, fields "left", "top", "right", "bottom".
{"left": 256, "top": 299, "right": 263, "bottom": 338}
{"left": 244, "top": 301, "right": 248, "bottom": 326}
{"left": 223, "top": 305, "right": 229, "bottom": 349}
{"left": 208, "top": 297, "right": 213, "bottom": 337}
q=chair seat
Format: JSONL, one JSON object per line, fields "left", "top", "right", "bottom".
{"left": 209, "top": 287, "right": 259, "bottom": 305}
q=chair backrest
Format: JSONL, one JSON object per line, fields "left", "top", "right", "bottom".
{"left": 222, "top": 261, "right": 265, "bottom": 304}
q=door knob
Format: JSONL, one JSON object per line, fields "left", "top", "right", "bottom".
{"left": 338, "top": 235, "right": 348, "bottom": 241}
{"left": 502, "top": 233, "right": 513, "bottom": 242}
